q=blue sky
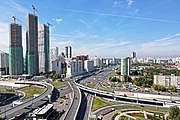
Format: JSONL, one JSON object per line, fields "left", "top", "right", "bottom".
{"left": 0, "top": 0, "right": 180, "bottom": 58}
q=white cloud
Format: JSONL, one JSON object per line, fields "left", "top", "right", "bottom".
{"left": 53, "top": 18, "right": 63, "bottom": 23}
{"left": 127, "top": 0, "right": 134, "bottom": 8}
{"left": 113, "top": 1, "right": 123, "bottom": 8}
{"left": 0, "top": 23, "right": 9, "bottom": 53}
{"left": 135, "top": 33, "right": 180, "bottom": 57}
{"left": 58, "top": 8, "right": 180, "bottom": 24}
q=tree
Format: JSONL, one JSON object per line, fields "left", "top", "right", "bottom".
{"left": 54, "top": 74, "right": 61, "bottom": 79}
{"left": 171, "top": 86, "right": 177, "bottom": 92}
{"left": 49, "top": 73, "right": 54, "bottom": 78}
{"left": 153, "top": 84, "right": 166, "bottom": 92}
{"left": 169, "top": 106, "right": 180, "bottom": 120}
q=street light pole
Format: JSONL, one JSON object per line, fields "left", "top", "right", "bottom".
{"left": 136, "top": 92, "right": 138, "bottom": 104}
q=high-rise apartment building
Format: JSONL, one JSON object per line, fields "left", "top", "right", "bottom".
{"left": 72, "top": 55, "right": 88, "bottom": 70}
{"left": 93, "top": 56, "right": 103, "bottom": 68}
{"left": 38, "top": 24, "right": 49, "bottom": 73}
{"left": 121, "top": 57, "right": 131, "bottom": 76}
{"left": 9, "top": 23, "right": 23, "bottom": 75}
{"left": 49, "top": 47, "right": 58, "bottom": 71}
{"left": 26, "top": 13, "right": 39, "bottom": 75}
{"left": 0, "top": 53, "right": 9, "bottom": 75}
{"left": 131, "top": 51, "right": 136, "bottom": 59}
{"left": 65, "top": 46, "right": 72, "bottom": 58}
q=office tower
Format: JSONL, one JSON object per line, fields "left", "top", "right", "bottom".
{"left": 131, "top": 51, "right": 136, "bottom": 59}
{"left": 121, "top": 57, "right": 131, "bottom": 76}
{"left": 26, "top": 13, "right": 39, "bottom": 75}
{"left": 0, "top": 53, "right": 9, "bottom": 75}
{"left": 9, "top": 23, "right": 23, "bottom": 75}
{"left": 38, "top": 24, "right": 49, "bottom": 73}
{"left": 65, "top": 46, "right": 72, "bottom": 58}
{"left": 49, "top": 47, "right": 58, "bottom": 71}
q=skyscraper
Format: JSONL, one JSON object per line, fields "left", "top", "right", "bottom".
{"left": 65, "top": 46, "right": 72, "bottom": 58}
{"left": 38, "top": 24, "right": 49, "bottom": 73}
{"left": 121, "top": 57, "right": 131, "bottom": 76}
{"left": 9, "top": 23, "right": 23, "bottom": 75}
{"left": 26, "top": 13, "right": 39, "bottom": 75}
{"left": 131, "top": 51, "right": 136, "bottom": 59}
{"left": 49, "top": 47, "right": 58, "bottom": 72}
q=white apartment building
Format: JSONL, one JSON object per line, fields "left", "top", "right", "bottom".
{"left": 49, "top": 47, "right": 58, "bottom": 71}
{"left": 84, "top": 60, "right": 94, "bottom": 72}
{"left": 93, "top": 56, "right": 103, "bottom": 68}
{"left": 52, "top": 60, "right": 62, "bottom": 74}
{"left": 154, "top": 74, "right": 180, "bottom": 89}
{"left": 66, "top": 59, "right": 83, "bottom": 78}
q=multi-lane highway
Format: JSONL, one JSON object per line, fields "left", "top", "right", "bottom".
{"left": 77, "top": 66, "right": 116, "bottom": 120}
{"left": 64, "top": 80, "right": 82, "bottom": 120}
{"left": 0, "top": 81, "right": 54, "bottom": 119}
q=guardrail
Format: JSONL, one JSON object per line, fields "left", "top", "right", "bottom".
{"left": 74, "top": 81, "right": 180, "bottom": 107}
{"left": 63, "top": 80, "right": 82, "bottom": 120}
{"left": 62, "top": 81, "right": 75, "bottom": 120}
{"left": 0, "top": 81, "right": 54, "bottom": 119}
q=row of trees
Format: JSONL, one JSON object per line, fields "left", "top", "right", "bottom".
{"left": 153, "top": 84, "right": 177, "bottom": 92}
{"left": 109, "top": 76, "right": 121, "bottom": 82}
{"left": 48, "top": 73, "right": 61, "bottom": 79}
{"left": 132, "top": 77, "right": 153, "bottom": 88}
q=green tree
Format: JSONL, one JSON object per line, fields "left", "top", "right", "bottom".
{"left": 169, "top": 106, "right": 180, "bottom": 120}
{"left": 49, "top": 73, "right": 54, "bottom": 78}
{"left": 54, "top": 74, "right": 61, "bottom": 79}
{"left": 170, "top": 86, "right": 177, "bottom": 92}
{"left": 153, "top": 84, "right": 166, "bottom": 92}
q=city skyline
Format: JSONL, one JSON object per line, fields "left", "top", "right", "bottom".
{"left": 0, "top": 0, "right": 180, "bottom": 58}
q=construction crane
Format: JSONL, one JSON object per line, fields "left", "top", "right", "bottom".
{"left": 32, "top": 5, "right": 39, "bottom": 15}
{"left": 12, "top": 16, "right": 21, "bottom": 23}
{"left": 47, "top": 22, "right": 53, "bottom": 27}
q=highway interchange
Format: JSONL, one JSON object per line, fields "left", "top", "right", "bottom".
{"left": 0, "top": 81, "right": 54, "bottom": 119}
{"left": 0, "top": 66, "right": 180, "bottom": 120}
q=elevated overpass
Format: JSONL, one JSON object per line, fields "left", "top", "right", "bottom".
{"left": 75, "top": 81, "right": 180, "bottom": 108}
{"left": 0, "top": 81, "right": 54, "bottom": 119}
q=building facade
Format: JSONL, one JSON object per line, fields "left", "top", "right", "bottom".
{"left": 0, "top": 53, "right": 9, "bottom": 75}
{"left": 72, "top": 55, "right": 88, "bottom": 70}
{"left": 9, "top": 23, "right": 23, "bottom": 75}
{"left": 121, "top": 57, "right": 131, "bottom": 76}
{"left": 154, "top": 74, "right": 180, "bottom": 89}
{"left": 52, "top": 60, "right": 62, "bottom": 74}
{"left": 65, "top": 46, "right": 72, "bottom": 58}
{"left": 84, "top": 60, "right": 94, "bottom": 72}
{"left": 66, "top": 59, "right": 83, "bottom": 78}
{"left": 26, "top": 13, "right": 39, "bottom": 75}
{"left": 49, "top": 47, "right": 58, "bottom": 71}
{"left": 131, "top": 51, "right": 136, "bottom": 59}
{"left": 93, "top": 56, "right": 103, "bottom": 68}
{"left": 38, "top": 24, "right": 49, "bottom": 73}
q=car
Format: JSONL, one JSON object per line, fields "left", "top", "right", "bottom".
{"left": 153, "top": 99, "right": 157, "bottom": 101}
{"left": 123, "top": 94, "right": 127, "bottom": 97}
{"left": 171, "top": 100, "right": 176, "bottom": 103}
{"left": 140, "top": 105, "right": 144, "bottom": 107}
